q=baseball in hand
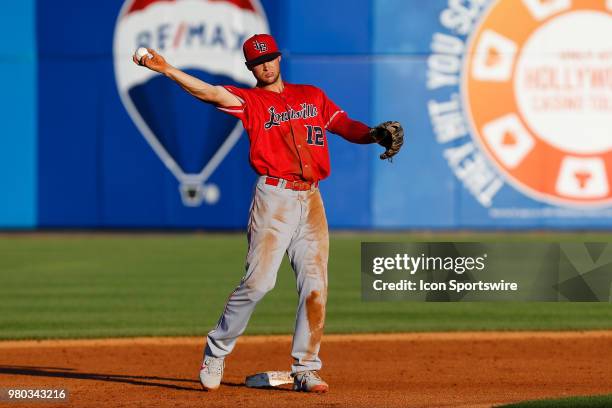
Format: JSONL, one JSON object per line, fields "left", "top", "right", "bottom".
{"left": 136, "top": 47, "right": 152, "bottom": 62}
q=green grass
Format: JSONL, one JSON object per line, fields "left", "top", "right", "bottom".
{"left": 0, "top": 232, "right": 611, "bottom": 339}
{"left": 497, "top": 394, "right": 612, "bottom": 407}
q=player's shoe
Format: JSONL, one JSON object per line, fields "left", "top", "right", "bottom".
{"left": 199, "top": 355, "right": 224, "bottom": 391}
{"left": 292, "top": 370, "right": 329, "bottom": 393}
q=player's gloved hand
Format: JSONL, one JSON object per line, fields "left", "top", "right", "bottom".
{"left": 132, "top": 48, "right": 170, "bottom": 74}
{"left": 370, "top": 121, "right": 404, "bottom": 160}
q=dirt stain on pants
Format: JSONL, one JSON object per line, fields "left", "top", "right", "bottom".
{"left": 305, "top": 289, "right": 325, "bottom": 360}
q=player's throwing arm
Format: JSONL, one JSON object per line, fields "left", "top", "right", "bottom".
{"left": 132, "top": 47, "right": 241, "bottom": 108}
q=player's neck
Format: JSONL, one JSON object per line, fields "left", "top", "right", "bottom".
{"left": 257, "top": 76, "right": 284, "bottom": 93}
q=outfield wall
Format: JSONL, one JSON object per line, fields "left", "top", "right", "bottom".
{"left": 1, "top": 0, "right": 611, "bottom": 229}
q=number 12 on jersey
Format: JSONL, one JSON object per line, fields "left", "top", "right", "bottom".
{"left": 305, "top": 125, "right": 325, "bottom": 146}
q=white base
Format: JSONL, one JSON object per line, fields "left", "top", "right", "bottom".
{"left": 245, "top": 371, "right": 293, "bottom": 388}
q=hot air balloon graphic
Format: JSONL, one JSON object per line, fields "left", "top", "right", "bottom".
{"left": 113, "top": 0, "right": 269, "bottom": 206}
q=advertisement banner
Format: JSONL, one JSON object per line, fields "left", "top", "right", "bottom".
{"left": 1, "top": 0, "right": 611, "bottom": 229}
{"left": 372, "top": 0, "right": 612, "bottom": 228}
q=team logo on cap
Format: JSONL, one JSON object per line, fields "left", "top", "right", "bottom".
{"left": 464, "top": 0, "right": 612, "bottom": 207}
{"left": 113, "top": 0, "right": 269, "bottom": 206}
{"left": 254, "top": 40, "right": 268, "bottom": 53}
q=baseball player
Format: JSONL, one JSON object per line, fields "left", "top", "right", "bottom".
{"left": 133, "top": 33, "right": 403, "bottom": 393}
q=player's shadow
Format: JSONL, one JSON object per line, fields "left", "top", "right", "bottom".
{"left": 0, "top": 365, "right": 200, "bottom": 392}
{"left": 0, "top": 366, "right": 293, "bottom": 393}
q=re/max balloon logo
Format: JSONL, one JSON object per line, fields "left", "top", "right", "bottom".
{"left": 113, "top": 0, "right": 269, "bottom": 206}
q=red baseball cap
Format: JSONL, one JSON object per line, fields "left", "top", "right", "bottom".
{"left": 243, "top": 34, "right": 281, "bottom": 69}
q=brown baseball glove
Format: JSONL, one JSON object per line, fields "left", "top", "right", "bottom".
{"left": 370, "top": 121, "right": 404, "bottom": 160}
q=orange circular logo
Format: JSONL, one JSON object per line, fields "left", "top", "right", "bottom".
{"left": 463, "top": 0, "right": 612, "bottom": 206}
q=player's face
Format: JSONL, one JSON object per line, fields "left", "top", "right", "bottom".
{"left": 251, "top": 56, "right": 281, "bottom": 85}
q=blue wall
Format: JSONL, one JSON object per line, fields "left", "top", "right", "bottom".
{"left": 0, "top": 0, "right": 37, "bottom": 227}
{"left": 1, "top": 0, "right": 611, "bottom": 229}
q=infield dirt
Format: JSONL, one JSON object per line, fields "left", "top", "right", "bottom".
{"left": 0, "top": 331, "right": 611, "bottom": 408}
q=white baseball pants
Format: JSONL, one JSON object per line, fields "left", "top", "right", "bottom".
{"left": 205, "top": 176, "right": 329, "bottom": 373}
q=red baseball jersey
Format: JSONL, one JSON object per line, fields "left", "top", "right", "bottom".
{"left": 217, "top": 83, "right": 343, "bottom": 182}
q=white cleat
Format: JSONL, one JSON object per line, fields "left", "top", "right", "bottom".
{"left": 199, "top": 356, "right": 224, "bottom": 391}
{"left": 292, "top": 370, "right": 329, "bottom": 393}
